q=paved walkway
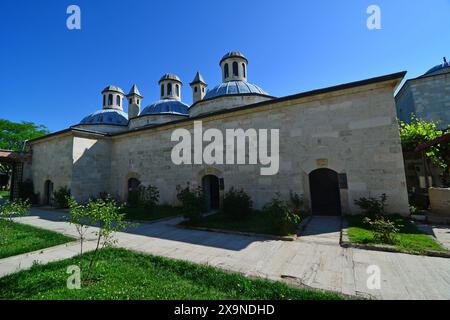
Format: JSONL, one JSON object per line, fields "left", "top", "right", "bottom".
{"left": 300, "top": 216, "right": 341, "bottom": 245}
{"left": 2, "top": 208, "right": 450, "bottom": 300}
{"left": 416, "top": 223, "right": 450, "bottom": 250}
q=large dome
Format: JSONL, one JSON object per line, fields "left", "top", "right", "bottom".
{"left": 80, "top": 109, "right": 128, "bottom": 125}
{"left": 140, "top": 99, "right": 189, "bottom": 116}
{"left": 424, "top": 60, "right": 450, "bottom": 76}
{"left": 203, "top": 81, "right": 270, "bottom": 100}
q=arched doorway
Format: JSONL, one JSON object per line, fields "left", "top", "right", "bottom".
{"left": 127, "top": 178, "right": 141, "bottom": 205}
{"left": 44, "top": 180, "right": 54, "bottom": 206}
{"left": 202, "top": 175, "right": 220, "bottom": 211}
{"left": 309, "top": 168, "right": 341, "bottom": 216}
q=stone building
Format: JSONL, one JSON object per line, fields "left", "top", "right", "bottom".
{"left": 395, "top": 58, "right": 450, "bottom": 205}
{"left": 396, "top": 57, "right": 450, "bottom": 130}
{"left": 23, "top": 51, "right": 410, "bottom": 215}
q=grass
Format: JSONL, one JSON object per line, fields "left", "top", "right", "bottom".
{"left": 0, "top": 220, "right": 75, "bottom": 259}
{"left": 0, "top": 248, "right": 345, "bottom": 300}
{"left": 120, "top": 205, "right": 181, "bottom": 222}
{"left": 0, "top": 190, "right": 9, "bottom": 198}
{"left": 346, "top": 215, "right": 448, "bottom": 254}
{"left": 181, "top": 211, "right": 296, "bottom": 236}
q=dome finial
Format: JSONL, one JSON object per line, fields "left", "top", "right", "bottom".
{"left": 444, "top": 57, "right": 448, "bottom": 64}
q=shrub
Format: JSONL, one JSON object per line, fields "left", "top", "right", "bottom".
{"left": 176, "top": 184, "right": 205, "bottom": 222}
{"left": 354, "top": 193, "right": 387, "bottom": 218}
{"left": 263, "top": 194, "right": 301, "bottom": 235}
{"left": 363, "top": 216, "right": 400, "bottom": 244}
{"left": 289, "top": 190, "right": 304, "bottom": 214}
{"left": 52, "top": 186, "right": 71, "bottom": 208}
{"left": 223, "top": 187, "right": 252, "bottom": 218}
{"left": 137, "top": 185, "right": 160, "bottom": 212}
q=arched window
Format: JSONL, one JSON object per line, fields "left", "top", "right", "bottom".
{"left": 232, "top": 62, "right": 238, "bottom": 77}
{"left": 242, "top": 63, "right": 246, "bottom": 78}
{"left": 129, "top": 98, "right": 132, "bottom": 104}
{"left": 175, "top": 84, "right": 180, "bottom": 97}
{"left": 103, "top": 95, "right": 106, "bottom": 106}
{"left": 161, "top": 84, "right": 165, "bottom": 96}
{"left": 108, "top": 94, "right": 113, "bottom": 106}
{"left": 194, "top": 86, "right": 198, "bottom": 93}
{"left": 224, "top": 63, "right": 229, "bottom": 78}
{"left": 167, "top": 83, "right": 172, "bottom": 96}
{"left": 137, "top": 99, "right": 140, "bottom": 105}
{"left": 116, "top": 95, "right": 121, "bottom": 106}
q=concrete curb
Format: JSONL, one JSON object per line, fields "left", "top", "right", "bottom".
{"left": 340, "top": 219, "right": 450, "bottom": 259}
{"left": 175, "top": 224, "right": 297, "bottom": 241}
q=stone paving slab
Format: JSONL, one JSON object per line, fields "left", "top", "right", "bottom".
{"left": 2, "top": 208, "right": 450, "bottom": 300}
{"left": 0, "top": 241, "right": 97, "bottom": 278}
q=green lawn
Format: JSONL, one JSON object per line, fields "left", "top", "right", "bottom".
{"left": 181, "top": 211, "right": 296, "bottom": 236}
{"left": 0, "top": 190, "right": 9, "bottom": 198}
{"left": 120, "top": 205, "right": 181, "bottom": 222}
{"left": 0, "top": 220, "right": 75, "bottom": 259}
{"left": 346, "top": 215, "right": 448, "bottom": 254}
{"left": 0, "top": 248, "right": 345, "bottom": 300}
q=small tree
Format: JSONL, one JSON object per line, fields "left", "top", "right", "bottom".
{"left": 0, "top": 199, "right": 30, "bottom": 244}
{"left": 68, "top": 196, "right": 127, "bottom": 279}
{"left": 86, "top": 196, "right": 126, "bottom": 275}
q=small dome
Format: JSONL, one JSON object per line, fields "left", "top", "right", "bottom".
{"left": 80, "top": 109, "right": 128, "bottom": 125}
{"left": 101, "top": 85, "right": 124, "bottom": 94}
{"left": 203, "top": 81, "right": 270, "bottom": 100}
{"left": 159, "top": 74, "right": 182, "bottom": 84}
{"left": 140, "top": 99, "right": 189, "bottom": 116}
{"left": 424, "top": 58, "right": 450, "bottom": 76}
{"left": 220, "top": 51, "right": 248, "bottom": 64}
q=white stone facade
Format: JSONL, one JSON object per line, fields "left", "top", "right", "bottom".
{"left": 24, "top": 70, "right": 410, "bottom": 215}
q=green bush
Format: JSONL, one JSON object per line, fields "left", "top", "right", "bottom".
{"left": 363, "top": 216, "right": 399, "bottom": 244}
{"left": 137, "top": 185, "right": 160, "bottom": 212}
{"left": 289, "top": 190, "right": 304, "bottom": 214}
{"left": 263, "top": 194, "right": 301, "bottom": 235}
{"left": 223, "top": 187, "right": 252, "bottom": 218}
{"left": 52, "top": 186, "right": 71, "bottom": 208}
{"left": 176, "top": 184, "right": 205, "bottom": 222}
{"left": 354, "top": 193, "right": 387, "bottom": 218}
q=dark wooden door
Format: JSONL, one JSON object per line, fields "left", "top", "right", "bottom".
{"left": 309, "top": 169, "right": 341, "bottom": 216}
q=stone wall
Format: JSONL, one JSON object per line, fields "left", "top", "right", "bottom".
{"left": 109, "top": 80, "right": 409, "bottom": 214}
{"left": 396, "top": 72, "right": 450, "bottom": 130}
{"left": 190, "top": 95, "right": 273, "bottom": 117}
{"left": 429, "top": 187, "right": 450, "bottom": 216}
{"left": 25, "top": 134, "right": 74, "bottom": 204}
{"left": 71, "top": 135, "right": 112, "bottom": 201}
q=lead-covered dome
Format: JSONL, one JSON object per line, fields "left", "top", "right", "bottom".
{"left": 80, "top": 109, "right": 128, "bottom": 125}
{"left": 140, "top": 99, "right": 189, "bottom": 116}
{"left": 424, "top": 58, "right": 450, "bottom": 76}
{"left": 203, "top": 80, "right": 270, "bottom": 100}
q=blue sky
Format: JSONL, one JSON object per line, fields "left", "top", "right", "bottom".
{"left": 1, "top": 0, "right": 449, "bottom": 132}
